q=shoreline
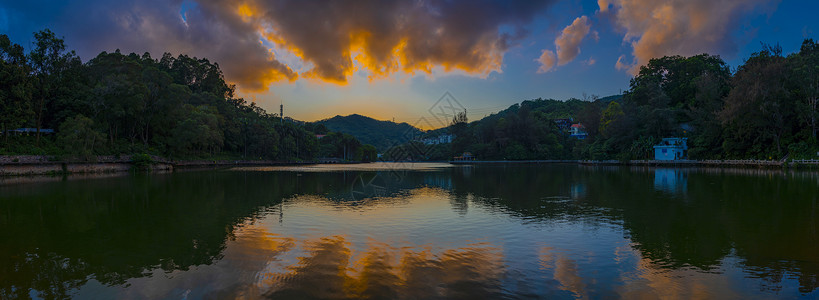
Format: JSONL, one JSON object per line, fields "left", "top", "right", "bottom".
{"left": 448, "top": 159, "right": 819, "bottom": 169}
{"left": 3, "top": 155, "right": 819, "bottom": 177}
{"left": 0, "top": 155, "right": 320, "bottom": 177}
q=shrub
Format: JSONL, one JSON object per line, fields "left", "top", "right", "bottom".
{"left": 131, "top": 153, "right": 154, "bottom": 170}
{"left": 57, "top": 114, "right": 105, "bottom": 161}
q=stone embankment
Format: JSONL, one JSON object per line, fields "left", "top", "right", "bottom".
{"left": 0, "top": 155, "right": 173, "bottom": 176}
{"left": 580, "top": 159, "right": 787, "bottom": 167}
{"left": 450, "top": 159, "right": 819, "bottom": 168}
{"left": 0, "top": 155, "right": 317, "bottom": 176}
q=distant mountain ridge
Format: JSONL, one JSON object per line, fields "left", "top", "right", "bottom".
{"left": 315, "top": 114, "right": 423, "bottom": 151}
{"left": 313, "top": 95, "right": 622, "bottom": 151}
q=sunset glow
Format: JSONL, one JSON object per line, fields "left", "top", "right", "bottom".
{"left": 2, "top": 0, "right": 815, "bottom": 123}
{"left": 3, "top": 2, "right": 819, "bottom": 297}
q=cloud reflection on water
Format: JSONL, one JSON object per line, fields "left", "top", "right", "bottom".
{"left": 4, "top": 165, "right": 819, "bottom": 298}
{"left": 102, "top": 221, "right": 507, "bottom": 299}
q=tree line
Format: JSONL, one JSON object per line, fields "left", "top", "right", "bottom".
{"left": 0, "top": 30, "right": 376, "bottom": 161}
{"left": 434, "top": 40, "right": 819, "bottom": 161}
{"left": 3, "top": 30, "right": 817, "bottom": 162}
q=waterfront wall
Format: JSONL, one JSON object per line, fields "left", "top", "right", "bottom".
{"left": 0, "top": 155, "right": 311, "bottom": 176}
{"left": 450, "top": 159, "right": 819, "bottom": 168}
{"left": 0, "top": 155, "right": 172, "bottom": 176}
{"left": 0, "top": 161, "right": 174, "bottom": 176}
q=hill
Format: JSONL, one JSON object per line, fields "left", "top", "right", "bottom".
{"left": 468, "top": 95, "right": 620, "bottom": 126}
{"left": 315, "top": 114, "right": 423, "bottom": 150}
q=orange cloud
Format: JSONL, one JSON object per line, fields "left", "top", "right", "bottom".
{"left": 60, "top": 0, "right": 301, "bottom": 93}
{"left": 598, "top": 0, "right": 611, "bottom": 12}
{"left": 605, "top": 0, "right": 777, "bottom": 74}
{"left": 263, "top": 236, "right": 505, "bottom": 298}
{"left": 615, "top": 54, "right": 632, "bottom": 71}
{"left": 236, "top": 3, "right": 255, "bottom": 20}
{"left": 537, "top": 50, "right": 557, "bottom": 73}
{"left": 45, "top": 0, "right": 555, "bottom": 91}
{"left": 556, "top": 16, "right": 592, "bottom": 65}
{"left": 539, "top": 248, "right": 589, "bottom": 298}
{"left": 537, "top": 15, "right": 593, "bottom": 72}
{"left": 237, "top": 0, "right": 555, "bottom": 85}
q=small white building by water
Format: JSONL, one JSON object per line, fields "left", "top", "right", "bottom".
{"left": 421, "top": 134, "right": 453, "bottom": 145}
{"left": 653, "top": 138, "right": 688, "bottom": 160}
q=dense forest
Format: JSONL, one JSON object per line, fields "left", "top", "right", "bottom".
{"left": 386, "top": 40, "right": 818, "bottom": 161}
{"left": 2, "top": 30, "right": 818, "bottom": 162}
{"left": 0, "top": 30, "right": 377, "bottom": 162}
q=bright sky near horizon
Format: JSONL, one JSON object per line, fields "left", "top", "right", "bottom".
{"left": 2, "top": 0, "right": 817, "bottom": 129}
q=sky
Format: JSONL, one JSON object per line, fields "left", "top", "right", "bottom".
{"left": 2, "top": 0, "right": 817, "bottom": 129}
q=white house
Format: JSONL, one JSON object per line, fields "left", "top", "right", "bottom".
{"left": 3, "top": 128, "right": 55, "bottom": 136}
{"left": 421, "top": 134, "right": 453, "bottom": 145}
{"left": 569, "top": 124, "right": 587, "bottom": 139}
{"left": 653, "top": 138, "right": 688, "bottom": 160}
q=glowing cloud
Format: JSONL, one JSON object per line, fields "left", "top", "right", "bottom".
{"left": 604, "top": 0, "right": 777, "bottom": 74}
{"left": 13, "top": 0, "right": 300, "bottom": 92}
{"left": 615, "top": 55, "right": 632, "bottom": 71}
{"left": 9, "top": 0, "right": 555, "bottom": 91}
{"left": 598, "top": 0, "right": 611, "bottom": 12}
{"left": 556, "top": 16, "right": 592, "bottom": 65}
{"left": 240, "top": 0, "right": 557, "bottom": 84}
{"left": 537, "top": 15, "right": 593, "bottom": 72}
{"left": 537, "top": 50, "right": 557, "bottom": 73}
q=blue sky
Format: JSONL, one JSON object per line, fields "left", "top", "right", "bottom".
{"left": 2, "top": 0, "right": 817, "bottom": 128}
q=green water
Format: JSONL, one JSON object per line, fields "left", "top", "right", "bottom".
{"left": 1, "top": 163, "right": 817, "bottom": 299}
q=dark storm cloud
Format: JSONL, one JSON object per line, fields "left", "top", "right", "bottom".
{"left": 244, "top": 0, "right": 556, "bottom": 83}
{"left": 2, "top": 0, "right": 555, "bottom": 90}
{"left": 3, "top": 0, "right": 296, "bottom": 91}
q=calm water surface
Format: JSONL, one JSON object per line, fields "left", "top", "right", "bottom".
{"left": 1, "top": 163, "right": 818, "bottom": 299}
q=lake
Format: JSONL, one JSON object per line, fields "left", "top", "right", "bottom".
{"left": 1, "top": 163, "right": 818, "bottom": 299}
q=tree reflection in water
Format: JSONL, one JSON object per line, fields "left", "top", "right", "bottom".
{"left": 451, "top": 165, "right": 819, "bottom": 294}
{"left": 0, "top": 164, "right": 817, "bottom": 298}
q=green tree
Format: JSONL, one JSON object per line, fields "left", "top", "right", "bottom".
{"left": 137, "top": 65, "right": 186, "bottom": 145}
{"left": 0, "top": 34, "right": 33, "bottom": 145}
{"left": 359, "top": 144, "right": 378, "bottom": 162}
{"left": 576, "top": 101, "right": 602, "bottom": 138}
{"left": 244, "top": 122, "right": 280, "bottom": 159}
{"left": 721, "top": 44, "right": 793, "bottom": 157}
{"left": 169, "top": 105, "right": 224, "bottom": 156}
{"left": 682, "top": 72, "right": 727, "bottom": 158}
{"left": 28, "top": 29, "right": 80, "bottom": 144}
{"left": 599, "top": 101, "right": 625, "bottom": 138}
{"left": 57, "top": 114, "right": 106, "bottom": 160}
{"left": 790, "top": 39, "right": 819, "bottom": 140}
{"left": 629, "top": 54, "right": 731, "bottom": 109}
{"left": 449, "top": 110, "right": 470, "bottom": 156}
{"left": 86, "top": 50, "right": 150, "bottom": 146}
{"left": 626, "top": 54, "right": 731, "bottom": 158}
